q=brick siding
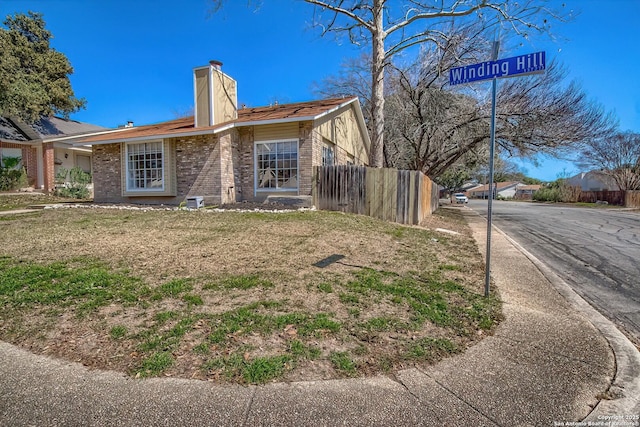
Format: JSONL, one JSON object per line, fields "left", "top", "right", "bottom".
{"left": 43, "top": 142, "right": 55, "bottom": 193}
{"left": 0, "top": 142, "right": 38, "bottom": 187}
{"left": 92, "top": 143, "right": 122, "bottom": 203}
{"left": 22, "top": 145, "right": 37, "bottom": 186}
{"left": 298, "top": 121, "right": 314, "bottom": 197}
{"left": 92, "top": 119, "right": 356, "bottom": 205}
{"left": 237, "top": 127, "right": 254, "bottom": 201}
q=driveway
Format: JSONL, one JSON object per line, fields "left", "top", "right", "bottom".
{"left": 467, "top": 200, "right": 640, "bottom": 347}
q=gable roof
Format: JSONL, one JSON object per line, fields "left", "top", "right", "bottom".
{"left": 76, "top": 97, "right": 367, "bottom": 145}
{"left": 469, "top": 181, "right": 521, "bottom": 193}
{"left": 567, "top": 170, "right": 620, "bottom": 191}
{"left": 516, "top": 185, "right": 542, "bottom": 191}
{"left": 235, "top": 98, "right": 355, "bottom": 124}
{"left": 0, "top": 116, "right": 106, "bottom": 143}
{"left": 0, "top": 117, "right": 27, "bottom": 142}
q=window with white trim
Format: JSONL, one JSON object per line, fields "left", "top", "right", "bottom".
{"left": 255, "top": 140, "right": 298, "bottom": 191}
{"left": 322, "top": 141, "right": 335, "bottom": 166}
{"left": 125, "top": 141, "right": 164, "bottom": 191}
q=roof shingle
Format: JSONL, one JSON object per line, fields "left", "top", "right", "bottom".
{"left": 79, "top": 97, "right": 357, "bottom": 144}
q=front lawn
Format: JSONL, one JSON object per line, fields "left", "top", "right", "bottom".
{"left": 0, "top": 193, "right": 79, "bottom": 211}
{"left": 0, "top": 206, "right": 500, "bottom": 384}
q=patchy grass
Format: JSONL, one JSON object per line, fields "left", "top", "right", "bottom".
{"left": 110, "top": 325, "right": 128, "bottom": 340}
{"left": 0, "top": 256, "right": 150, "bottom": 315}
{"left": 330, "top": 351, "right": 358, "bottom": 376}
{"left": 139, "top": 352, "right": 174, "bottom": 377}
{"left": 204, "top": 274, "right": 275, "bottom": 291}
{"left": 0, "top": 193, "right": 79, "bottom": 211}
{"left": 0, "top": 206, "right": 500, "bottom": 384}
{"left": 405, "top": 337, "right": 460, "bottom": 362}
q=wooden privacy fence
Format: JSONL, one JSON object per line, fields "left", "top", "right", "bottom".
{"left": 577, "top": 190, "right": 625, "bottom": 206}
{"left": 313, "top": 165, "right": 439, "bottom": 225}
{"left": 626, "top": 191, "right": 640, "bottom": 208}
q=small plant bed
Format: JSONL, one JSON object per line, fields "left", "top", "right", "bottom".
{"left": 0, "top": 208, "right": 501, "bottom": 384}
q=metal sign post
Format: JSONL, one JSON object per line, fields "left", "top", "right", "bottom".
{"left": 483, "top": 41, "right": 500, "bottom": 297}
{"left": 449, "top": 46, "right": 546, "bottom": 297}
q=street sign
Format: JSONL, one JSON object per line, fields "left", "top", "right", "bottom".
{"left": 450, "top": 46, "right": 547, "bottom": 297}
{"left": 449, "top": 51, "right": 545, "bottom": 86}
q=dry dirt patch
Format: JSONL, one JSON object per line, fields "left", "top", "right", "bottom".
{"left": 0, "top": 206, "right": 500, "bottom": 384}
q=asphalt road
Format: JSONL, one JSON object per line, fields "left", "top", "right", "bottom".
{"left": 466, "top": 199, "right": 640, "bottom": 347}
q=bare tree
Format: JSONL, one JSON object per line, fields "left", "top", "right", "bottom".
{"left": 303, "top": 0, "right": 566, "bottom": 167}
{"left": 312, "top": 21, "right": 490, "bottom": 166}
{"left": 311, "top": 53, "right": 373, "bottom": 127}
{"left": 578, "top": 131, "right": 640, "bottom": 192}
{"left": 494, "top": 62, "right": 616, "bottom": 158}
{"left": 383, "top": 42, "right": 617, "bottom": 179}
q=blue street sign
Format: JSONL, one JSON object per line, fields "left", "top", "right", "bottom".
{"left": 449, "top": 51, "right": 545, "bottom": 86}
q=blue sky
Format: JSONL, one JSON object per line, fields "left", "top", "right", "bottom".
{"left": 2, "top": 0, "right": 639, "bottom": 181}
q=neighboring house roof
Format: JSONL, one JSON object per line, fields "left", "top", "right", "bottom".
{"left": 567, "top": 171, "right": 619, "bottom": 191}
{"left": 516, "top": 185, "right": 542, "bottom": 191}
{"left": 0, "top": 115, "right": 107, "bottom": 143}
{"left": 460, "top": 182, "right": 482, "bottom": 192}
{"left": 0, "top": 117, "right": 28, "bottom": 142}
{"left": 463, "top": 184, "right": 484, "bottom": 193}
{"left": 469, "top": 181, "right": 520, "bottom": 193}
{"left": 516, "top": 184, "right": 542, "bottom": 193}
{"left": 77, "top": 97, "right": 367, "bottom": 146}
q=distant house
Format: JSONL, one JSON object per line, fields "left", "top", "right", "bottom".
{"left": 77, "top": 61, "right": 370, "bottom": 206}
{"left": 566, "top": 171, "right": 619, "bottom": 191}
{"left": 468, "top": 181, "right": 522, "bottom": 199}
{"left": 515, "top": 185, "right": 541, "bottom": 200}
{"left": 0, "top": 116, "right": 107, "bottom": 192}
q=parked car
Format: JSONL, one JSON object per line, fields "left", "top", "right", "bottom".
{"left": 454, "top": 193, "right": 469, "bottom": 204}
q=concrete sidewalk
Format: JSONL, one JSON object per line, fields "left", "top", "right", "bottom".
{"left": 0, "top": 209, "right": 638, "bottom": 426}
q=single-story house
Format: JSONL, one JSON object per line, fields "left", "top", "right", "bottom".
{"left": 0, "top": 115, "right": 108, "bottom": 191}
{"left": 514, "top": 185, "right": 541, "bottom": 200}
{"left": 566, "top": 171, "right": 620, "bottom": 191}
{"left": 77, "top": 61, "right": 370, "bottom": 206}
{"left": 468, "top": 181, "right": 522, "bottom": 199}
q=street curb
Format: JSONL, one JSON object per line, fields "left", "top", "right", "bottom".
{"left": 491, "top": 223, "right": 640, "bottom": 417}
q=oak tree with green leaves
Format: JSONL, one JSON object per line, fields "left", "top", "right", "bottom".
{"left": 0, "top": 11, "right": 85, "bottom": 123}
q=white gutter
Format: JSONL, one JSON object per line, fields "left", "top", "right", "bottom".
{"left": 45, "top": 127, "right": 136, "bottom": 144}
{"left": 52, "top": 141, "right": 92, "bottom": 152}
{"left": 71, "top": 126, "right": 232, "bottom": 146}
{"left": 312, "top": 97, "right": 357, "bottom": 121}
{"left": 233, "top": 115, "right": 316, "bottom": 127}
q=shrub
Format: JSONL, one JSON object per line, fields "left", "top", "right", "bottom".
{"left": 0, "top": 166, "right": 28, "bottom": 191}
{"left": 532, "top": 182, "right": 581, "bottom": 203}
{"left": 533, "top": 187, "right": 562, "bottom": 202}
{"left": 54, "top": 167, "right": 91, "bottom": 199}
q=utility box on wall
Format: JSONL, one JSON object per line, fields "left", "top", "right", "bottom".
{"left": 186, "top": 196, "right": 204, "bottom": 209}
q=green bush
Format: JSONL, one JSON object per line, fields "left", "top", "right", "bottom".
{"left": 54, "top": 167, "right": 91, "bottom": 199}
{"left": 533, "top": 183, "right": 581, "bottom": 203}
{"left": 0, "top": 166, "right": 28, "bottom": 191}
{"left": 533, "top": 187, "right": 562, "bottom": 202}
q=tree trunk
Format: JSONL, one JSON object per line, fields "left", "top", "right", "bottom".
{"left": 370, "top": 1, "right": 385, "bottom": 168}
